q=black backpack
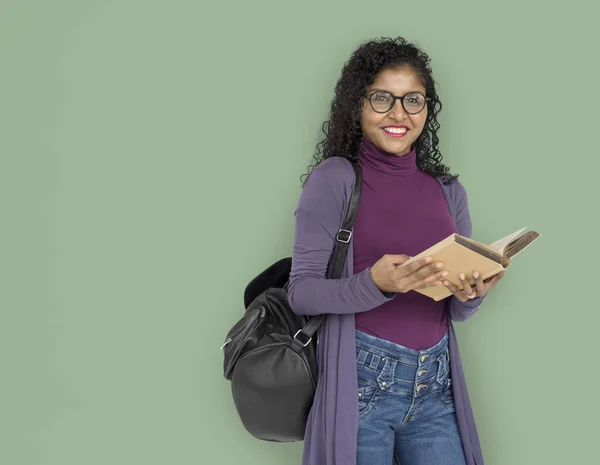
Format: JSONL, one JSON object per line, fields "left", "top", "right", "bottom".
{"left": 221, "top": 163, "right": 362, "bottom": 442}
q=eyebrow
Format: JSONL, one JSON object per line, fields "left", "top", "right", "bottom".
{"left": 367, "top": 88, "right": 425, "bottom": 94}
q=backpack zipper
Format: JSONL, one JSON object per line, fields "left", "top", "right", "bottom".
{"left": 220, "top": 306, "right": 266, "bottom": 350}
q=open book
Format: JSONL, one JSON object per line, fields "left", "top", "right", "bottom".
{"left": 398, "top": 227, "right": 541, "bottom": 301}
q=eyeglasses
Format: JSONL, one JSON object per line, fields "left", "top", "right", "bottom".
{"left": 363, "top": 90, "right": 430, "bottom": 114}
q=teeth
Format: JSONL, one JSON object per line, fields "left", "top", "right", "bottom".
{"left": 384, "top": 127, "right": 407, "bottom": 134}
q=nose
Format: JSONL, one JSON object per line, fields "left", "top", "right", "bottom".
{"left": 388, "top": 98, "right": 408, "bottom": 120}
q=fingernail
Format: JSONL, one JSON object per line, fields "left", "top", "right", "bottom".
{"left": 459, "top": 273, "right": 465, "bottom": 280}
{"left": 425, "top": 257, "right": 433, "bottom": 263}
{"left": 441, "top": 271, "right": 448, "bottom": 277}
{"left": 435, "top": 262, "right": 443, "bottom": 269}
{"left": 473, "top": 272, "right": 479, "bottom": 279}
{"left": 435, "top": 281, "right": 442, "bottom": 286}
{"left": 444, "top": 281, "right": 450, "bottom": 286}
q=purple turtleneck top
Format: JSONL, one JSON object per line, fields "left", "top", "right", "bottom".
{"left": 353, "top": 139, "right": 459, "bottom": 350}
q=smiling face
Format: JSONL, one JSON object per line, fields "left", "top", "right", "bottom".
{"left": 360, "top": 66, "right": 428, "bottom": 156}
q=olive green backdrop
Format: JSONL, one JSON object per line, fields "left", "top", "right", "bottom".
{"left": 1, "top": 1, "right": 598, "bottom": 464}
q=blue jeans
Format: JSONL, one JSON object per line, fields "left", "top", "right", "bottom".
{"left": 355, "top": 330, "right": 467, "bottom": 465}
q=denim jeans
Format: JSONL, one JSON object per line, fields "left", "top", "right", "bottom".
{"left": 355, "top": 330, "right": 467, "bottom": 465}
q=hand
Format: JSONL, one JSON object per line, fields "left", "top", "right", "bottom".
{"left": 370, "top": 254, "right": 449, "bottom": 294}
{"left": 443, "top": 271, "right": 504, "bottom": 303}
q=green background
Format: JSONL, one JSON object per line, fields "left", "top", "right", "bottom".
{"left": 1, "top": 1, "right": 598, "bottom": 464}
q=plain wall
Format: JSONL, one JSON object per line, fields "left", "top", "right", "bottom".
{"left": 1, "top": 1, "right": 598, "bottom": 464}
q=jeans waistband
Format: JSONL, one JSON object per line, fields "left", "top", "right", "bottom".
{"left": 355, "top": 330, "right": 450, "bottom": 393}
{"left": 355, "top": 330, "right": 449, "bottom": 369}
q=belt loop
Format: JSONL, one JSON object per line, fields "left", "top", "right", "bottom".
{"left": 436, "top": 350, "right": 448, "bottom": 385}
{"left": 377, "top": 358, "right": 396, "bottom": 390}
{"left": 369, "top": 354, "right": 381, "bottom": 370}
{"left": 356, "top": 348, "right": 368, "bottom": 366}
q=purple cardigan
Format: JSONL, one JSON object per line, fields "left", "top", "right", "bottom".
{"left": 288, "top": 157, "right": 487, "bottom": 465}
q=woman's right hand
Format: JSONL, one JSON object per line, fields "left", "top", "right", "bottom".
{"left": 369, "top": 254, "right": 447, "bottom": 294}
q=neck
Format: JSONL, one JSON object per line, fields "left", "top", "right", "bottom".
{"left": 359, "top": 139, "right": 417, "bottom": 176}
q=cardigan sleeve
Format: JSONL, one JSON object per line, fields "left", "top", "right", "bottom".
{"left": 287, "top": 158, "right": 394, "bottom": 316}
{"left": 447, "top": 179, "right": 487, "bottom": 322}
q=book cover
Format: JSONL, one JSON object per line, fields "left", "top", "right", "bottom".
{"left": 398, "top": 227, "right": 541, "bottom": 301}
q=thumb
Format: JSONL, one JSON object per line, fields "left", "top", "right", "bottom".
{"left": 384, "top": 254, "right": 412, "bottom": 266}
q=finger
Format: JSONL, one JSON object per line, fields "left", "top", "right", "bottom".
{"left": 411, "top": 269, "right": 449, "bottom": 290}
{"left": 443, "top": 280, "right": 467, "bottom": 302}
{"left": 484, "top": 271, "right": 505, "bottom": 284}
{"left": 396, "top": 256, "right": 439, "bottom": 277}
{"left": 399, "top": 262, "right": 448, "bottom": 290}
{"left": 413, "top": 261, "right": 446, "bottom": 280}
{"left": 485, "top": 273, "right": 503, "bottom": 290}
{"left": 384, "top": 254, "right": 412, "bottom": 266}
{"left": 473, "top": 271, "right": 486, "bottom": 295}
{"left": 459, "top": 273, "right": 474, "bottom": 296}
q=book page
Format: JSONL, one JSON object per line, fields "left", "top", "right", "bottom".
{"left": 489, "top": 227, "right": 528, "bottom": 254}
{"left": 454, "top": 236, "right": 504, "bottom": 265}
{"left": 504, "top": 231, "right": 541, "bottom": 259}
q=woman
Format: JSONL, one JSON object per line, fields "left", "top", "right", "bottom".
{"left": 288, "top": 37, "right": 503, "bottom": 465}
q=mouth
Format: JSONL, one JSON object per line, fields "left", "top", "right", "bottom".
{"left": 382, "top": 126, "right": 409, "bottom": 138}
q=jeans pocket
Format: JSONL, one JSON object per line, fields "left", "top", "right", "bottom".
{"left": 437, "top": 377, "right": 456, "bottom": 410}
{"left": 358, "top": 379, "right": 378, "bottom": 419}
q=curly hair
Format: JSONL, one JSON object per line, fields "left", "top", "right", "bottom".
{"left": 302, "top": 36, "right": 458, "bottom": 184}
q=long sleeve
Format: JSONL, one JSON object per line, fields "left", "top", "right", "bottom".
{"left": 288, "top": 158, "right": 393, "bottom": 316}
{"left": 448, "top": 180, "right": 487, "bottom": 322}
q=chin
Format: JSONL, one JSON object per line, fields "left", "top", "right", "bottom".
{"left": 381, "top": 139, "right": 410, "bottom": 156}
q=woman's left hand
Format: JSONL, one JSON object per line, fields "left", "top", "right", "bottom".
{"left": 443, "top": 271, "right": 504, "bottom": 303}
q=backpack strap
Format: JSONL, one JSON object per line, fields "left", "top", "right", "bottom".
{"left": 327, "top": 162, "right": 363, "bottom": 280}
{"left": 292, "top": 162, "right": 363, "bottom": 347}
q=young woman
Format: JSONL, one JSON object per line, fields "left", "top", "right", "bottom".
{"left": 288, "top": 37, "right": 503, "bottom": 465}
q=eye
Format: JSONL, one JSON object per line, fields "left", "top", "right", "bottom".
{"left": 372, "top": 92, "right": 392, "bottom": 101}
{"left": 406, "top": 95, "right": 424, "bottom": 105}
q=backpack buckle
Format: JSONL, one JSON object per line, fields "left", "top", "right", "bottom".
{"left": 336, "top": 229, "right": 352, "bottom": 243}
{"left": 293, "top": 330, "right": 312, "bottom": 347}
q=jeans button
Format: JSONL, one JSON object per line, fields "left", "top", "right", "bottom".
{"left": 418, "top": 369, "right": 428, "bottom": 376}
{"left": 381, "top": 381, "right": 387, "bottom": 388}
{"left": 420, "top": 354, "right": 429, "bottom": 362}
{"left": 416, "top": 383, "right": 427, "bottom": 392}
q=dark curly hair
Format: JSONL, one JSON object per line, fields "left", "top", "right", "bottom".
{"left": 303, "top": 36, "right": 458, "bottom": 184}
